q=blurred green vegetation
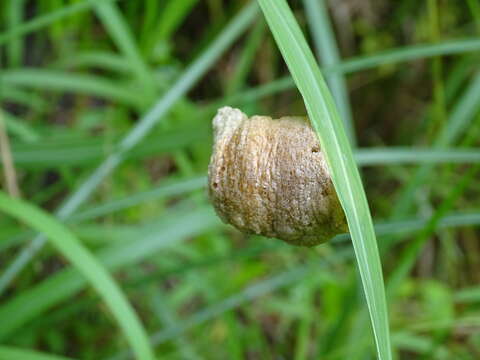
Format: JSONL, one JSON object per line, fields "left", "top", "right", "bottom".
{"left": 0, "top": 0, "right": 479, "bottom": 359}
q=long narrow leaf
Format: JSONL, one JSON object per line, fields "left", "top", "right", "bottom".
{"left": 355, "top": 148, "right": 480, "bottom": 165}
{"left": 55, "top": 52, "right": 132, "bottom": 74}
{"left": 257, "top": 1, "right": 391, "bottom": 359}
{"left": 94, "top": 2, "right": 155, "bottom": 95}
{"left": 0, "top": 346, "right": 73, "bottom": 360}
{"left": 0, "top": 0, "right": 120, "bottom": 45}
{"left": 0, "top": 192, "right": 155, "bottom": 360}
{"left": 1, "top": 110, "right": 40, "bottom": 143}
{"left": 6, "top": 0, "right": 25, "bottom": 67}
{"left": 0, "top": 206, "right": 221, "bottom": 340}
{"left": 0, "top": 69, "right": 145, "bottom": 108}
{"left": 334, "top": 39, "right": 480, "bottom": 74}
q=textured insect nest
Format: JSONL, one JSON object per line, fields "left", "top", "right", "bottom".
{"left": 208, "top": 106, "right": 347, "bottom": 247}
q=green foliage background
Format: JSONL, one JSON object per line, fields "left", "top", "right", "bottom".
{"left": 1, "top": 0, "right": 480, "bottom": 359}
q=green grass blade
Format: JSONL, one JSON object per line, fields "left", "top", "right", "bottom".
{"left": 141, "top": 0, "right": 199, "bottom": 58}
{"left": 0, "top": 0, "right": 120, "bottom": 46}
{"left": 387, "top": 164, "right": 480, "bottom": 295}
{"left": 333, "top": 38, "right": 480, "bottom": 74}
{"left": 0, "top": 2, "right": 258, "bottom": 296}
{"left": 467, "top": 0, "right": 480, "bottom": 30}
{"left": 436, "top": 72, "right": 480, "bottom": 145}
{"left": 0, "top": 192, "right": 155, "bottom": 360}
{"left": 0, "top": 346, "right": 74, "bottom": 360}
{"left": 70, "top": 176, "right": 207, "bottom": 222}
{"left": 6, "top": 0, "right": 25, "bottom": 67}
{"left": 392, "top": 73, "right": 480, "bottom": 218}
{"left": 303, "top": 0, "right": 355, "bottom": 145}
{"left": 355, "top": 148, "right": 480, "bottom": 165}
{"left": 55, "top": 52, "right": 132, "bottom": 74}
{"left": 93, "top": 2, "right": 155, "bottom": 96}
{"left": 0, "top": 206, "right": 221, "bottom": 340}
{"left": 257, "top": 1, "right": 391, "bottom": 359}
{"left": 150, "top": 292, "right": 200, "bottom": 360}
{"left": 0, "top": 69, "right": 145, "bottom": 108}
{"left": 391, "top": 333, "right": 449, "bottom": 359}
{"left": 0, "top": 87, "right": 47, "bottom": 111}
{"left": 9, "top": 127, "right": 207, "bottom": 168}
{"left": 350, "top": 211, "right": 480, "bottom": 242}
{"left": 454, "top": 286, "right": 480, "bottom": 303}
{"left": 155, "top": 0, "right": 199, "bottom": 40}
{"left": 225, "top": 20, "right": 266, "bottom": 95}
{"left": 1, "top": 110, "right": 40, "bottom": 143}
